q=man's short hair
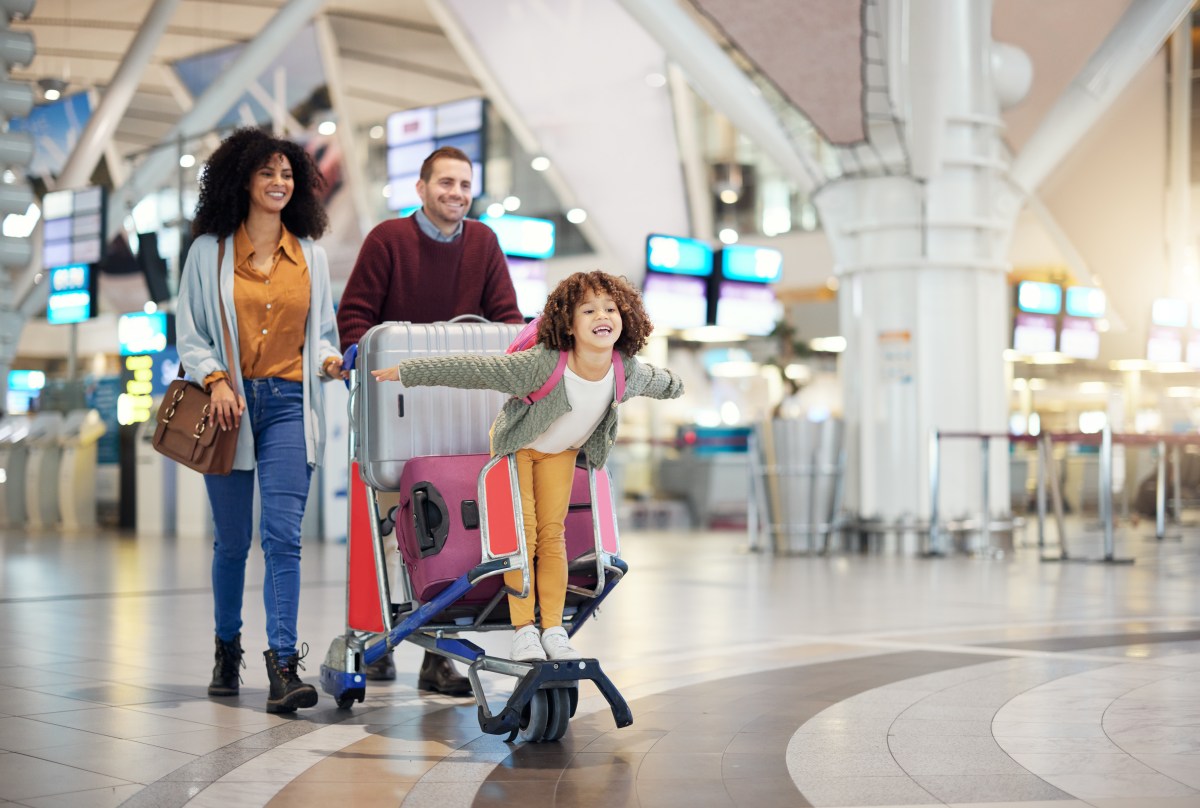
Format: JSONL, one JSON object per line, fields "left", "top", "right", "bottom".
{"left": 420, "top": 146, "right": 472, "bottom": 182}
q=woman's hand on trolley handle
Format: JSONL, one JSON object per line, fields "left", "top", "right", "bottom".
{"left": 211, "top": 378, "right": 246, "bottom": 431}
{"left": 371, "top": 365, "right": 400, "bottom": 382}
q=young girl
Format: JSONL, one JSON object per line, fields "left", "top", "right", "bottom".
{"left": 373, "top": 270, "right": 684, "bottom": 661}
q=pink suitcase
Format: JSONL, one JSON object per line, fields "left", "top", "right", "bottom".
{"left": 396, "top": 453, "right": 596, "bottom": 623}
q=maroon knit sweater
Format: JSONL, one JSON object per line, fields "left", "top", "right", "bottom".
{"left": 337, "top": 216, "right": 523, "bottom": 351}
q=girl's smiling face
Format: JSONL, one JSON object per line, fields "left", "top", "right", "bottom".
{"left": 569, "top": 288, "right": 622, "bottom": 352}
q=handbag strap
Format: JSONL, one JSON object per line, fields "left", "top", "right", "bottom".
{"left": 179, "top": 236, "right": 235, "bottom": 383}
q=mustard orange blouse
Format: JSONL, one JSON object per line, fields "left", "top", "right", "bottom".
{"left": 204, "top": 222, "right": 310, "bottom": 389}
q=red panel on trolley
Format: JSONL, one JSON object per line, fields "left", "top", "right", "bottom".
{"left": 594, "top": 470, "right": 619, "bottom": 555}
{"left": 484, "top": 459, "right": 519, "bottom": 556}
{"left": 347, "top": 461, "right": 384, "bottom": 633}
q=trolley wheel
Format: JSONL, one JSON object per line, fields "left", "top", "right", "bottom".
{"left": 543, "top": 687, "right": 571, "bottom": 742}
{"left": 517, "top": 689, "right": 550, "bottom": 743}
{"left": 335, "top": 689, "right": 364, "bottom": 710}
{"left": 380, "top": 505, "right": 397, "bottom": 537}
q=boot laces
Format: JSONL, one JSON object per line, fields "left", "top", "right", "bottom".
{"left": 280, "top": 643, "right": 310, "bottom": 683}
{"left": 217, "top": 638, "right": 246, "bottom": 681}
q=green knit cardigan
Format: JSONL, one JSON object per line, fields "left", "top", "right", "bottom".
{"left": 396, "top": 344, "right": 684, "bottom": 468}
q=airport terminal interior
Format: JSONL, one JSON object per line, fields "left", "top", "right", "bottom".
{"left": 2, "top": 1, "right": 1200, "bottom": 806}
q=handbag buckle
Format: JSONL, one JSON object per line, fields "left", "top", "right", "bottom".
{"left": 194, "top": 403, "right": 211, "bottom": 438}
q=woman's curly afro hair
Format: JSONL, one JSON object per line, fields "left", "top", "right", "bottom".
{"left": 536, "top": 271, "right": 654, "bottom": 355}
{"left": 192, "top": 127, "right": 328, "bottom": 239}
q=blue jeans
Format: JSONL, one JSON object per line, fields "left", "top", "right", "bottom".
{"left": 205, "top": 378, "right": 312, "bottom": 658}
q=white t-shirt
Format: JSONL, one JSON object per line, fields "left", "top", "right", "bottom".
{"left": 527, "top": 363, "right": 615, "bottom": 454}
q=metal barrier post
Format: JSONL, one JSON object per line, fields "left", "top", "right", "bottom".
{"left": 979, "top": 436, "right": 991, "bottom": 555}
{"left": 1043, "top": 434, "right": 1070, "bottom": 560}
{"left": 1171, "top": 444, "right": 1182, "bottom": 525}
{"left": 1093, "top": 426, "right": 1134, "bottom": 564}
{"left": 926, "top": 430, "right": 943, "bottom": 556}
{"left": 1100, "top": 424, "right": 1114, "bottom": 559}
{"left": 746, "top": 428, "right": 763, "bottom": 552}
{"left": 1155, "top": 440, "right": 1166, "bottom": 540}
{"left": 1036, "top": 434, "right": 1047, "bottom": 549}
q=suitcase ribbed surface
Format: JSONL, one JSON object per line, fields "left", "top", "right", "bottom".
{"left": 356, "top": 321, "right": 522, "bottom": 491}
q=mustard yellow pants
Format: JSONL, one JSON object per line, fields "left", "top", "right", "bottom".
{"left": 502, "top": 447, "right": 579, "bottom": 628}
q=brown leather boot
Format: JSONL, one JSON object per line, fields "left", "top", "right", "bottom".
{"left": 417, "top": 651, "right": 472, "bottom": 696}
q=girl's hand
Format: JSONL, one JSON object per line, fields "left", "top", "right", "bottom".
{"left": 210, "top": 380, "right": 245, "bottom": 431}
{"left": 371, "top": 365, "right": 400, "bottom": 382}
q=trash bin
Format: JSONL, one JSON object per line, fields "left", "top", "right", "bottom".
{"left": 135, "top": 416, "right": 176, "bottom": 537}
{"left": 0, "top": 415, "right": 32, "bottom": 528}
{"left": 25, "top": 411, "right": 65, "bottom": 530}
{"left": 58, "top": 409, "right": 107, "bottom": 531}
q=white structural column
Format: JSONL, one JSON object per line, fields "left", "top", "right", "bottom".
{"left": 814, "top": 0, "right": 1013, "bottom": 524}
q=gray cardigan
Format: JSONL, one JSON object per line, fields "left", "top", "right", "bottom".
{"left": 175, "top": 233, "right": 341, "bottom": 470}
{"left": 397, "top": 345, "right": 684, "bottom": 468}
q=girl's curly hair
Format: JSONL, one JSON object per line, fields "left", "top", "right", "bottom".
{"left": 192, "top": 127, "right": 329, "bottom": 239}
{"left": 536, "top": 271, "right": 654, "bottom": 355}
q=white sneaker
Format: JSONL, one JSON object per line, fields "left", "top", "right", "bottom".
{"left": 540, "top": 626, "right": 583, "bottom": 661}
{"left": 511, "top": 625, "right": 547, "bottom": 661}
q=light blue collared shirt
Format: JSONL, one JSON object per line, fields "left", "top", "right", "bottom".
{"left": 415, "top": 207, "right": 463, "bottom": 242}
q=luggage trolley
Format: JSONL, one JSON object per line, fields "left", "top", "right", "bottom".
{"left": 319, "top": 320, "right": 633, "bottom": 743}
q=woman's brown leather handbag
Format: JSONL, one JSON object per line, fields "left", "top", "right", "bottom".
{"left": 153, "top": 239, "right": 239, "bottom": 475}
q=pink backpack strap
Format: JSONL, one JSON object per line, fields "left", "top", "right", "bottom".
{"left": 521, "top": 350, "right": 569, "bottom": 404}
{"left": 520, "top": 350, "right": 626, "bottom": 405}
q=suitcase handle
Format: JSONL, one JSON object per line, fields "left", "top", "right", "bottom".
{"left": 412, "top": 483, "right": 449, "bottom": 557}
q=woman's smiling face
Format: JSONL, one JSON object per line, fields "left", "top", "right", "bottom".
{"left": 246, "top": 153, "right": 294, "bottom": 216}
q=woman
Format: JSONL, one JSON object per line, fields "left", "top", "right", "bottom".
{"left": 176, "top": 128, "right": 343, "bottom": 714}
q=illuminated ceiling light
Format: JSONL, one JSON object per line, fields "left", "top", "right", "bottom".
{"left": 486, "top": 202, "right": 505, "bottom": 218}
{"left": 502, "top": 195, "right": 520, "bottom": 211}
{"left": 719, "top": 188, "right": 739, "bottom": 205}
{"left": 809, "top": 336, "right": 847, "bottom": 353}
{"left": 1077, "top": 381, "right": 1107, "bottom": 394}
{"left": 566, "top": 208, "right": 586, "bottom": 224}
{"left": 317, "top": 120, "right": 337, "bottom": 136}
{"left": 531, "top": 156, "right": 550, "bottom": 172}
{"left": 718, "top": 228, "right": 739, "bottom": 245}
{"left": 179, "top": 154, "right": 195, "bottom": 168}
{"left": 369, "top": 125, "right": 384, "bottom": 139}
{"left": 381, "top": 185, "right": 391, "bottom": 198}
{"left": 143, "top": 301, "right": 158, "bottom": 314}
{"left": 644, "top": 72, "right": 666, "bottom": 88}
{"left": 37, "top": 78, "right": 66, "bottom": 101}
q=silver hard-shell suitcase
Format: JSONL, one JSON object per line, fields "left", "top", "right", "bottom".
{"left": 354, "top": 320, "right": 522, "bottom": 491}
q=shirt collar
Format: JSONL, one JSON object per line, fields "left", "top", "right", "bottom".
{"left": 236, "top": 221, "right": 304, "bottom": 264}
{"left": 415, "top": 207, "right": 463, "bottom": 242}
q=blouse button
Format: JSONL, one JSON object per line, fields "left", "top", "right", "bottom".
{"left": 266, "top": 303, "right": 272, "bottom": 310}
{"left": 261, "top": 329, "right": 268, "bottom": 335}
{"left": 264, "top": 280, "right": 270, "bottom": 285}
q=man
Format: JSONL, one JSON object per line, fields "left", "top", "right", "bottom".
{"left": 338, "top": 146, "right": 523, "bottom": 694}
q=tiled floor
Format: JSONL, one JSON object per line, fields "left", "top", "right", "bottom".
{"left": 1, "top": 518, "right": 1199, "bottom": 807}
